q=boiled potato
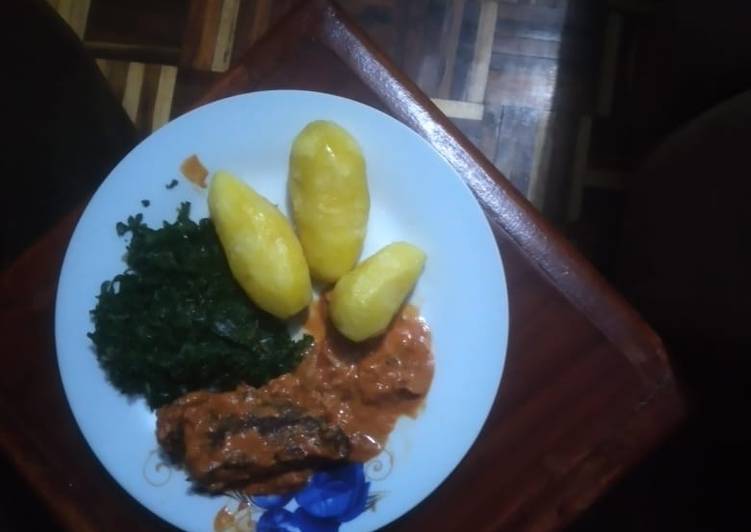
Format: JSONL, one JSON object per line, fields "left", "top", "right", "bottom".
{"left": 208, "top": 171, "right": 311, "bottom": 319}
{"left": 289, "top": 120, "right": 369, "bottom": 283}
{"left": 329, "top": 242, "right": 426, "bottom": 341}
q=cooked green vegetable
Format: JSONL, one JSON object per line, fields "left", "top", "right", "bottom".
{"left": 88, "top": 202, "right": 311, "bottom": 409}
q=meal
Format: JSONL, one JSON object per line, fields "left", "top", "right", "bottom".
{"left": 89, "top": 121, "right": 433, "bottom": 505}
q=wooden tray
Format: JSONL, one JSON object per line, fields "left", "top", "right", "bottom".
{"left": 0, "top": 1, "right": 685, "bottom": 530}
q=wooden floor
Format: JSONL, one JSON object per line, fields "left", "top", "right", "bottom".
{"left": 46, "top": 0, "right": 642, "bottom": 228}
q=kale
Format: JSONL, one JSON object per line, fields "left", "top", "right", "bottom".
{"left": 88, "top": 202, "right": 311, "bottom": 409}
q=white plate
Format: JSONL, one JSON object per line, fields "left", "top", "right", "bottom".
{"left": 55, "top": 90, "right": 509, "bottom": 532}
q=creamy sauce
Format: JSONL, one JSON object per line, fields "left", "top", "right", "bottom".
{"left": 180, "top": 154, "right": 209, "bottom": 187}
{"left": 262, "top": 298, "right": 434, "bottom": 462}
{"left": 161, "top": 299, "right": 433, "bottom": 497}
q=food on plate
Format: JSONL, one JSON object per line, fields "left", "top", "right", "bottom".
{"left": 156, "top": 298, "right": 433, "bottom": 494}
{"left": 180, "top": 154, "right": 209, "bottom": 187}
{"left": 209, "top": 170, "right": 312, "bottom": 319}
{"left": 91, "top": 120, "right": 434, "bottom": 513}
{"left": 289, "top": 120, "right": 369, "bottom": 283}
{"left": 329, "top": 242, "right": 426, "bottom": 341}
{"left": 88, "top": 203, "right": 311, "bottom": 409}
{"left": 157, "top": 388, "right": 350, "bottom": 493}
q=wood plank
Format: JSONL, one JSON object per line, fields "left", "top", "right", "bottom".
{"left": 496, "top": 1, "right": 567, "bottom": 26}
{"left": 479, "top": 106, "right": 502, "bottom": 163}
{"left": 527, "top": 109, "right": 553, "bottom": 207}
{"left": 486, "top": 54, "right": 557, "bottom": 109}
{"left": 491, "top": 105, "right": 542, "bottom": 194}
{"left": 211, "top": 0, "right": 242, "bottom": 72}
{"left": 232, "top": 0, "right": 273, "bottom": 62}
{"left": 250, "top": 0, "right": 274, "bottom": 43}
{"left": 121, "top": 62, "right": 144, "bottom": 123}
{"left": 135, "top": 63, "right": 161, "bottom": 133}
{"left": 55, "top": 0, "right": 90, "bottom": 38}
{"left": 84, "top": 41, "right": 181, "bottom": 65}
{"left": 432, "top": 98, "right": 485, "bottom": 120}
{"left": 102, "top": 59, "right": 130, "bottom": 102}
{"left": 464, "top": 0, "right": 499, "bottom": 102}
{"left": 534, "top": 109, "right": 579, "bottom": 221}
{"left": 400, "top": 0, "right": 431, "bottom": 81}
{"left": 411, "top": 1, "right": 451, "bottom": 95}
{"left": 494, "top": 35, "right": 561, "bottom": 59}
{"left": 152, "top": 66, "right": 178, "bottom": 130}
{"left": 84, "top": 0, "right": 187, "bottom": 51}
{"left": 181, "top": 0, "right": 223, "bottom": 71}
{"left": 171, "top": 69, "right": 223, "bottom": 119}
{"left": 436, "top": 0, "right": 466, "bottom": 98}
{"left": 495, "top": 19, "right": 563, "bottom": 42}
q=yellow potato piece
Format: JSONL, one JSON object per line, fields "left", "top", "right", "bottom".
{"left": 208, "top": 171, "right": 311, "bottom": 319}
{"left": 329, "top": 242, "right": 426, "bottom": 341}
{"left": 289, "top": 120, "right": 369, "bottom": 283}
